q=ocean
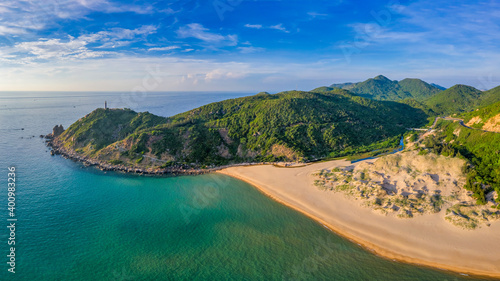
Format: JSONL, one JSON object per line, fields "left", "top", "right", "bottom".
{"left": 0, "top": 91, "right": 489, "bottom": 280}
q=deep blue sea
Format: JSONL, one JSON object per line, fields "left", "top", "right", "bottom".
{"left": 0, "top": 91, "right": 492, "bottom": 280}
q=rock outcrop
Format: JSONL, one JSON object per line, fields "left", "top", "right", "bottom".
{"left": 52, "top": 125, "right": 64, "bottom": 137}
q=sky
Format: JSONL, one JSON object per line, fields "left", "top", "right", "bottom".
{"left": 0, "top": 0, "right": 499, "bottom": 92}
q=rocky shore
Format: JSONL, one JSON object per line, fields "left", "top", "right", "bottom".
{"left": 44, "top": 132, "right": 271, "bottom": 176}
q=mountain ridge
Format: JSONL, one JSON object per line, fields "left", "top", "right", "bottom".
{"left": 328, "top": 75, "right": 444, "bottom": 101}
{"left": 425, "top": 84, "right": 500, "bottom": 115}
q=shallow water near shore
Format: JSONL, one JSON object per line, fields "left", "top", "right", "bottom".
{"left": 0, "top": 91, "right": 493, "bottom": 280}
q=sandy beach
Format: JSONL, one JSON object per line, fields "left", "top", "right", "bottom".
{"left": 218, "top": 157, "right": 500, "bottom": 278}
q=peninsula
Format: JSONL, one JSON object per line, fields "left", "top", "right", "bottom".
{"left": 46, "top": 85, "right": 428, "bottom": 174}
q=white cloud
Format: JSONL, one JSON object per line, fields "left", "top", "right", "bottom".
{"left": 76, "top": 0, "right": 154, "bottom": 15}
{"left": 15, "top": 37, "right": 111, "bottom": 60}
{"left": 269, "top": 24, "right": 289, "bottom": 33}
{"left": 205, "top": 69, "right": 248, "bottom": 81}
{"left": 5, "top": 25, "right": 156, "bottom": 62}
{"left": 176, "top": 23, "right": 237, "bottom": 47}
{"left": 87, "top": 25, "right": 158, "bottom": 48}
{"left": 244, "top": 24, "right": 263, "bottom": 29}
{"left": 349, "top": 23, "right": 424, "bottom": 44}
{"left": 0, "top": 0, "right": 155, "bottom": 36}
{"left": 307, "top": 12, "right": 328, "bottom": 18}
{"left": 204, "top": 69, "right": 225, "bottom": 81}
{"left": 238, "top": 46, "right": 264, "bottom": 54}
{"left": 0, "top": 25, "right": 25, "bottom": 35}
{"left": 2, "top": 51, "right": 500, "bottom": 92}
{"left": 148, "top": 46, "right": 180, "bottom": 52}
{"left": 244, "top": 23, "right": 290, "bottom": 33}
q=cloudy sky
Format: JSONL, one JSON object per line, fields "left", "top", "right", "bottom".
{"left": 0, "top": 0, "right": 499, "bottom": 92}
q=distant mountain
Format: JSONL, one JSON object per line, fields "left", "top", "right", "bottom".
{"left": 310, "top": 86, "right": 336, "bottom": 93}
{"left": 328, "top": 75, "right": 443, "bottom": 101}
{"left": 329, "top": 82, "right": 356, "bottom": 90}
{"left": 425, "top": 84, "right": 500, "bottom": 115}
{"left": 398, "top": 78, "right": 444, "bottom": 100}
{"left": 430, "top": 83, "right": 447, "bottom": 91}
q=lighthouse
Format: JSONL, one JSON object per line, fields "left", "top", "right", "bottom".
{"left": 105, "top": 101, "right": 108, "bottom": 110}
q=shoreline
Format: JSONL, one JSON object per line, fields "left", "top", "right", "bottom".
{"left": 45, "top": 136, "right": 276, "bottom": 176}
{"left": 43, "top": 128, "right": 404, "bottom": 176}
{"left": 47, "top": 138, "right": 212, "bottom": 176}
{"left": 217, "top": 160, "right": 500, "bottom": 279}
{"left": 46, "top": 133, "right": 500, "bottom": 278}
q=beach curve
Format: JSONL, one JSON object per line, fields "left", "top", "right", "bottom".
{"left": 217, "top": 158, "right": 500, "bottom": 279}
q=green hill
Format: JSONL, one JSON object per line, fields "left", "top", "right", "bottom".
{"left": 425, "top": 85, "right": 483, "bottom": 115}
{"left": 398, "top": 78, "right": 443, "bottom": 100}
{"left": 54, "top": 89, "right": 428, "bottom": 169}
{"left": 459, "top": 101, "right": 500, "bottom": 131}
{"left": 480, "top": 85, "right": 500, "bottom": 106}
{"left": 423, "top": 83, "right": 500, "bottom": 116}
{"left": 59, "top": 109, "right": 167, "bottom": 151}
{"left": 423, "top": 84, "right": 500, "bottom": 116}
{"left": 329, "top": 75, "right": 442, "bottom": 101}
{"left": 310, "top": 86, "right": 336, "bottom": 93}
{"left": 329, "top": 82, "right": 356, "bottom": 90}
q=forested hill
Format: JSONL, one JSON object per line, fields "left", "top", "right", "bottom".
{"left": 323, "top": 75, "right": 500, "bottom": 117}
{"left": 54, "top": 89, "right": 428, "bottom": 169}
{"left": 326, "top": 75, "right": 443, "bottom": 101}
{"left": 424, "top": 84, "right": 500, "bottom": 115}
{"left": 460, "top": 100, "right": 500, "bottom": 132}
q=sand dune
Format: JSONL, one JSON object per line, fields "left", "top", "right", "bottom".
{"left": 218, "top": 156, "right": 500, "bottom": 278}
{"left": 314, "top": 151, "right": 499, "bottom": 228}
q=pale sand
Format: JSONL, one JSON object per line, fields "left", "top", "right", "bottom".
{"left": 218, "top": 158, "right": 500, "bottom": 278}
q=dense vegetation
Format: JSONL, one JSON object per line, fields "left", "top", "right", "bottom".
{"left": 421, "top": 120, "right": 500, "bottom": 205}
{"left": 59, "top": 109, "right": 167, "bottom": 151}
{"left": 425, "top": 84, "right": 500, "bottom": 116}
{"left": 56, "top": 89, "right": 428, "bottom": 168}
{"left": 328, "top": 75, "right": 443, "bottom": 101}
{"left": 460, "top": 100, "right": 500, "bottom": 129}
{"left": 479, "top": 85, "right": 500, "bottom": 106}
{"left": 424, "top": 85, "right": 483, "bottom": 115}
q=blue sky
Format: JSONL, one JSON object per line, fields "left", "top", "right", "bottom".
{"left": 0, "top": 0, "right": 499, "bottom": 92}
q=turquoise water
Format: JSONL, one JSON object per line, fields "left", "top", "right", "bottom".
{"left": 0, "top": 92, "right": 492, "bottom": 280}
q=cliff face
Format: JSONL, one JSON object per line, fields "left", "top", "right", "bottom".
{"left": 50, "top": 90, "right": 428, "bottom": 170}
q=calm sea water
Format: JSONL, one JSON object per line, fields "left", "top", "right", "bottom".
{"left": 0, "top": 91, "right": 492, "bottom": 280}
